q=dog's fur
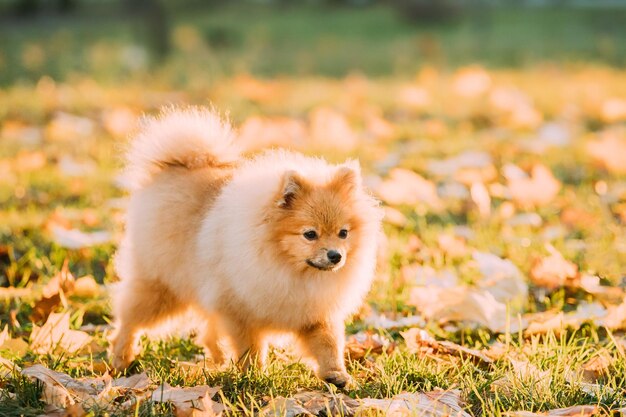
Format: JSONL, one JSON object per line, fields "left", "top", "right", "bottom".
{"left": 109, "top": 107, "right": 383, "bottom": 387}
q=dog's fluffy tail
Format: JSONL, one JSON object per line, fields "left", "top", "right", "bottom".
{"left": 124, "top": 106, "right": 239, "bottom": 190}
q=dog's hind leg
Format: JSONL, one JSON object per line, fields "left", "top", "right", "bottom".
{"left": 223, "top": 318, "right": 268, "bottom": 371}
{"left": 109, "top": 278, "right": 184, "bottom": 373}
{"left": 199, "top": 313, "right": 226, "bottom": 366}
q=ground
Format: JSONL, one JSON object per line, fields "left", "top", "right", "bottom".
{"left": 1, "top": 3, "right": 626, "bottom": 417}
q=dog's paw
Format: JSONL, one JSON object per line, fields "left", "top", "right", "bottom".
{"left": 110, "top": 353, "right": 135, "bottom": 375}
{"left": 321, "top": 370, "right": 352, "bottom": 389}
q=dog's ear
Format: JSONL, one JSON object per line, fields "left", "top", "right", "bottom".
{"left": 329, "top": 163, "right": 361, "bottom": 196}
{"left": 277, "top": 170, "right": 309, "bottom": 208}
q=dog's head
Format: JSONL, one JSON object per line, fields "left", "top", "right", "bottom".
{"left": 266, "top": 164, "right": 372, "bottom": 274}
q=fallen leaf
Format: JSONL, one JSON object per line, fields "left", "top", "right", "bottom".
{"left": 0, "top": 325, "right": 29, "bottom": 356}
{"left": 376, "top": 168, "right": 442, "bottom": 209}
{"left": 397, "top": 85, "right": 430, "bottom": 109}
{"left": 73, "top": 275, "right": 102, "bottom": 298}
{"left": 58, "top": 156, "right": 96, "bottom": 177}
{"left": 600, "top": 98, "right": 626, "bottom": 123}
{"left": 31, "top": 260, "right": 75, "bottom": 323}
{"left": 600, "top": 299, "right": 626, "bottom": 330}
{"left": 587, "top": 133, "right": 626, "bottom": 174}
{"left": 151, "top": 383, "right": 223, "bottom": 417}
{"left": 473, "top": 251, "right": 528, "bottom": 311}
{"left": 0, "top": 356, "right": 20, "bottom": 378}
{"left": 427, "top": 151, "right": 493, "bottom": 178}
{"left": 410, "top": 286, "right": 511, "bottom": 332}
{"left": 362, "top": 312, "right": 425, "bottom": 329}
{"left": 261, "top": 397, "right": 313, "bottom": 417}
{"left": 453, "top": 66, "right": 491, "bottom": 97}
{"left": 401, "top": 328, "right": 493, "bottom": 364}
{"left": 506, "top": 405, "right": 598, "bottom": 416}
{"left": 238, "top": 116, "right": 307, "bottom": 151}
{"left": 30, "top": 312, "right": 92, "bottom": 354}
{"left": 580, "top": 349, "right": 613, "bottom": 382}
{"left": 0, "top": 286, "right": 32, "bottom": 299}
{"left": 22, "top": 365, "right": 107, "bottom": 408}
{"left": 345, "top": 332, "right": 393, "bottom": 361}
{"left": 357, "top": 389, "right": 471, "bottom": 417}
{"left": 524, "top": 302, "right": 607, "bottom": 336}
{"left": 470, "top": 182, "right": 491, "bottom": 217}
{"left": 51, "top": 225, "right": 111, "bottom": 249}
{"left": 437, "top": 234, "right": 468, "bottom": 258}
{"left": 492, "top": 357, "right": 551, "bottom": 396}
{"left": 309, "top": 108, "right": 358, "bottom": 152}
{"left": 507, "top": 164, "right": 561, "bottom": 208}
{"left": 112, "top": 372, "right": 152, "bottom": 391}
{"left": 530, "top": 244, "right": 578, "bottom": 290}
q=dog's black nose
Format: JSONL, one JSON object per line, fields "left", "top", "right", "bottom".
{"left": 327, "top": 250, "right": 342, "bottom": 264}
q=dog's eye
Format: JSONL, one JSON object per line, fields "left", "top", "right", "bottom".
{"left": 303, "top": 230, "right": 318, "bottom": 240}
{"left": 338, "top": 229, "right": 348, "bottom": 239}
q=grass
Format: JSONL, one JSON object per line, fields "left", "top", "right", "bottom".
{"left": 1, "top": 3, "right": 626, "bottom": 416}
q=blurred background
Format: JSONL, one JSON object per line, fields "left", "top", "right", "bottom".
{"left": 1, "top": 0, "right": 626, "bottom": 85}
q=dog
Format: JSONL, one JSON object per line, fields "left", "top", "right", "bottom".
{"left": 109, "top": 107, "right": 383, "bottom": 387}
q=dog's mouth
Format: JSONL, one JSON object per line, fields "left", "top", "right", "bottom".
{"left": 306, "top": 259, "right": 338, "bottom": 271}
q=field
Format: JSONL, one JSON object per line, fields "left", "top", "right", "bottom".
{"left": 2, "top": 3, "right": 626, "bottom": 417}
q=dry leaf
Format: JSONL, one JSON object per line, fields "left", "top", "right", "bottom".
{"left": 600, "top": 98, "right": 626, "bottom": 123}
{"left": 30, "top": 312, "right": 92, "bottom": 354}
{"left": 530, "top": 244, "right": 578, "bottom": 290}
{"left": 309, "top": 108, "right": 358, "bottom": 152}
{"left": 397, "top": 85, "right": 430, "bottom": 109}
{"left": 383, "top": 206, "right": 407, "bottom": 227}
{"left": 473, "top": 251, "right": 527, "bottom": 310}
{"left": 362, "top": 312, "right": 425, "bottom": 329}
{"left": 408, "top": 253, "right": 526, "bottom": 332}
{"left": 112, "top": 372, "right": 152, "bottom": 391}
{"left": 471, "top": 182, "right": 491, "bottom": 217}
{"left": 600, "top": 299, "right": 626, "bottom": 330}
{"left": 51, "top": 225, "right": 111, "bottom": 249}
{"left": 580, "top": 349, "right": 613, "bottom": 382}
{"left": 151, "top": 383, "right": 223, "bottom": 417}
{"left": 345, "top": 332, "right": 393, "bottom": 361}
{"left": 238, "top": 116, "right": 307, "bottom": 151}
{"left": 587, "top": 133, "right": 626, "bottom": 174}
{"left": 492, "top": 357, "right": 551, "bottom": 396}
{"left": 506, "top": 405, "right": 598, "bottom": 416}
{"left": 31, "top": 260, "right": 75, "bottom": 323}
{"left": 0, "top": 325, "right": 29, "bottom": 356}
{"left": 453, "top": 66, "right": 491, "bottom": 97}
{"left": 261, "top": 397, "right": 313, "bottom": 417}
{"left": 410, "top": 286, "right": 510, "bottom": 333}
{"left": 401, "top": 328, "right": 493, "bottom": 364}
{"left": 427, "top": 151, "right": 493, "bottom": 178}
{"left": 22, "top": 365, "right": 107, "bottom": 408}
{"left": 0, "top": 286, "right": 32, "bottom": 299}
{"left": 376, "top": 168, "right": 442, "bottom": 208}
{"left": 507, "top": 164, "right": 561, "bottom": 207}
{"left": 437, "top": 234, "right": 468, "bottom": 258}
{"left": 357, "top": 389, "right": 471, "bottom": 417}
{"left": 73, "top": 276, "right": 102, "bottom": 298}
{"left": 524, "top": 302, "right": 607, "bottom": 336}
{"left": 0, "top": 356, "right": 20, "bottom": 379}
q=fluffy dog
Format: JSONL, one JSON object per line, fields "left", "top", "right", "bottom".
{"left": 110, "top": 107, "right": 382, "bottom": 387}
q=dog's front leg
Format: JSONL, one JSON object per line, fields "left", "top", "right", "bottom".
{"left": 298, "top": 319, "right": 351, "bottom": 388}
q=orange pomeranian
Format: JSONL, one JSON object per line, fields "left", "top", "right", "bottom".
{"left": 109, "top": 107, "right": 383, "bottom": 387}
